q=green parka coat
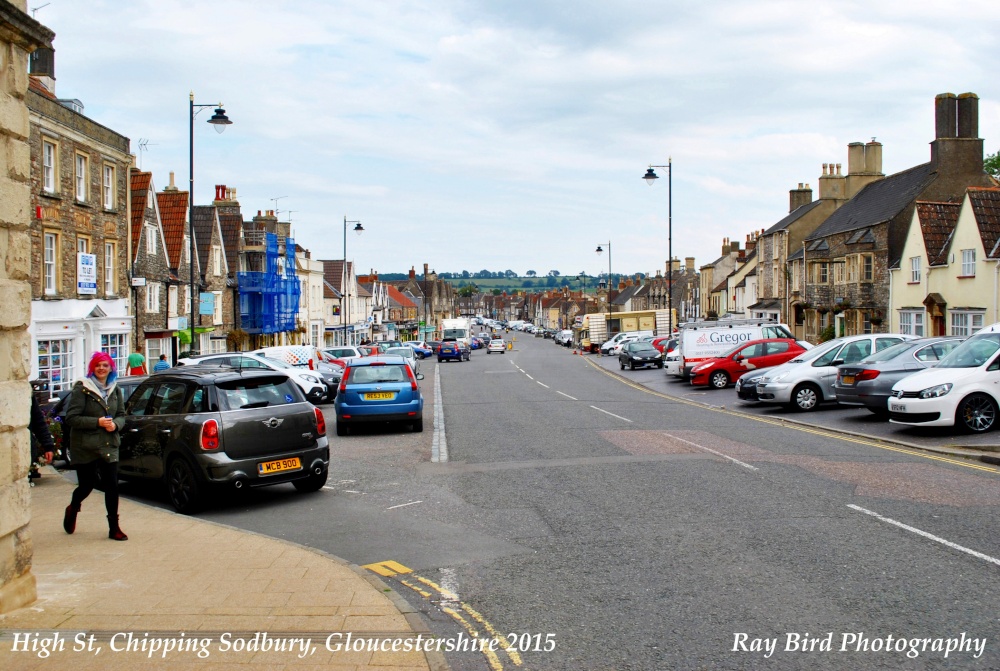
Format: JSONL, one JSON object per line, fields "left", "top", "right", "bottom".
{"left": 65, "top": 377, "right": 126, "bottom": 465}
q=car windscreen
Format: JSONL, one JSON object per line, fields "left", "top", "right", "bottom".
{"left": 630, "top": 345, "right": 659, "bottom": 354}
{"left": 789, "top": 339, "right": 842, "bottom": 363}
{"left": 217, "top": 377, "right": 303, "bottom": 410}
{"left": 934, "top": 333, "right": 1000, "bottom": 369}
{"left": 384, "top": 348, "right": 413, "bottom": 358}
{"left": 347, "top": 364, "right": 410, "bottom": 384}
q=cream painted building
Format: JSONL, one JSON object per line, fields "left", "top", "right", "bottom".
{"left": 890, "top": 188, "right": 1000, "bottom": 337}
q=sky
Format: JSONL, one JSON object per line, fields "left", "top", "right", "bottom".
{"left": 35, "top": 0, "right": 1000, "bottom": 281}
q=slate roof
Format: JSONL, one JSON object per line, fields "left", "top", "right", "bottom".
{"left": 191, "top": 206, "right": 218, "bottom": 275}
{"left": 129, "top": 171, "right": 152, "bottom": 257}
{"left": 156, "top": 190, "right": 189, "bottom": 267}
{"left": 323, "top": 279, "right": 340, "bottom": 300}
{"left": 321, "top": 260, "right": 348, "bottom": 292}
{"left": 712, "top": 279, "right": 728, "bottom": 293}
{"left": 612, "top": 284, "right": 640, "bottom": 305}
{"left": 218, "top": 213, "right": 243, "bottom": 276}
{"left": 764, "top": 199, "right": 824, "bottom": 235}
{"left": 806, "top": 163, "right": 936, "bottom": 240}
{"left": 968, "top": 188, "right": 1000, "bottom": 259}
{"left": 915, "top": 201, "right": 960, "bottom": 266}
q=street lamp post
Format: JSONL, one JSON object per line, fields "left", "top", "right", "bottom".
{"left": 343, "top": 216, "right": 364, "bottom": 345}
{"left": 596, "top": 242, "right": 612, "bottom": 337}
{"left": 643, "top": 159, "right": 673, "bottom": 334}
{"left": 189, "top": 92, "right": 232, "bottom": 353}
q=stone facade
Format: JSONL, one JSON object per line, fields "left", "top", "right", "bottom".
{"left": 130, "top": 170, "right": 173, "bottom": 356}
{"left": 0, "top": 0, "right": 53, "bottom": 615}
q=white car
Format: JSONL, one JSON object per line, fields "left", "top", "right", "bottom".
{"left": 487, "top": 339, "right": 506, "bottom": 354}
{"left": 323, "top": 346, "right": 363, "bottom": 361}
{"left": 383, "top": 346, "right": 420, "bottom": 376}
{"left": 177, "top": 352, "right": 327, "bottom": 404}
{"left": 755, "top": 334, "right": 914, "bottom": 411}
{"left": 889, "top": 325, "right": 1000, "bottom": 433}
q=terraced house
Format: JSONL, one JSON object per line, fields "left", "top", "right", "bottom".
{"left": 27, "top": 50, "right": 132, "bottom": 389}
{"left": 129, "top": 170, "right": 174, "bottom": 362}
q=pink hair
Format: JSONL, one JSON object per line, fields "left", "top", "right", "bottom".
{"left": 87, "top": 351, "right": 116, "bottom": 376}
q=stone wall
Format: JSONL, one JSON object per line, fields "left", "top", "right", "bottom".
{"left": 0, "top": 0, "right": 53, "bottom": 614}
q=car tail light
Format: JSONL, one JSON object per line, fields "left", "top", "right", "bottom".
{"left": 308, "top": 358, "right": 315, "bottom": 370}
{"left": 339, "top": 367, "right": 350, "bottom": 394}
{"left": 405, "top": 364, "right": 418, "bottom": 391}
{"left": 314, "top": 406, "right": 326, "bottom": 435}
{"left": 200, "top": 419, "right": 220, "bottom": 450}
{"left": 856, "top": 369, "right": 880, "bottom": 381}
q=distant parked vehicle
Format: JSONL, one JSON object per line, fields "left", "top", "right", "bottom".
{"left": 487, "top": 339, "right": 506, "bottom": 354}
{"left": 619, "top": 342, "right": 663, "bottom": 370}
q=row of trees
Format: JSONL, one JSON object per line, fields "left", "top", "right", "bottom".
{"left": 439, "top": 270, "right": 566, "bottom": 279}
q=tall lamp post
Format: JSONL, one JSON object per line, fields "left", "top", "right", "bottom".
{"left": 343, "top": 216, "right": 364, "bottom": 345}
{"left": 189, "top": 92, "right": 232, "bottom": 353}
{"left": 643, "top": 159, "right": 673, "bottom": 334}
{"left": 596, "top": 242, "right": 612, "bottom": 337}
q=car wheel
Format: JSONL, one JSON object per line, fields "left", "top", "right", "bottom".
{"left": 438, "top": 358, "right": 444, "bottom": 363}
{"left": 293, "top": 469, "right": 328, "bottom": 492}
{"left": 789, "top": 383, "right": 821, "bottom": 411}
{"left": 710, "top": 371, "right": 730, "bottom": 389}
{"left": 956, "top": 393, "right": 998, "bottom": 433}
{"left": 336, "top": 422, "right": 349, "bottom": 437}
{"left": 166, "top": 457, "right": 204, "bottom": 515}
{"left": 411, "top": 419, "right": 424, "bottom": 433}
{"left": 620, "top": 361, "right": 625, "bottom": 370}
{"left": 657, "top": 363, "right": 664, "bottom": 369}
{"left": 630, "top": 361, "right": 636, "bottom": 370}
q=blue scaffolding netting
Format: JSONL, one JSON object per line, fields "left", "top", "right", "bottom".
{"left": 238, "top": 233, "right": 300, "bottom": 334}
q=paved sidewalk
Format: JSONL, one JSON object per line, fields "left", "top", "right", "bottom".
{"left": 0, "top": 472, "right": 445, "bottom": 670}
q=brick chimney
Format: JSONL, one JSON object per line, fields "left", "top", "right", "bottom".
{"left": 409, "top": 266, "right": 416, "bottom": 279}
{"left": 789, "top": 183, "right": 813, "bottom": 211}
{"left": 745, "top": 233, "right": 756, "bottom": 254}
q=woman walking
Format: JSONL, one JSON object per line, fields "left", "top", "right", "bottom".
{"left": 62, "top": 352, "right": 128, "bottom": 541}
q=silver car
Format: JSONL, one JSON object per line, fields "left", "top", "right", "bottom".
{"left": 756, "top": 334, "right": 915, "bottom": 411}
{"left": 834, "top": 336, "right": 964, "bottom": 417}
{"left": 383, "top": 346, "right": 420, "bottom": 376}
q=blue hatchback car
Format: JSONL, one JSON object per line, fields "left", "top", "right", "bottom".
{"left": 438, "top": 341, "right": 464, "bottom": 362}
{"left": 333, "top": 356, "right": 424, "bottom": 436}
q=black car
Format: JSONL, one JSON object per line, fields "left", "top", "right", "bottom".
{"left": 118, "top": 366, "right": 329, "bottom": 514}
{"left": 735, "top": 369, "right": 767, "bottom": 402}
{"left": 619, "top": 342, "right": 663, "bottom": 370}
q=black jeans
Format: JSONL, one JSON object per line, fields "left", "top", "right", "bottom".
{"left": 70, "top": 460, "right": 120, "bottom": 517}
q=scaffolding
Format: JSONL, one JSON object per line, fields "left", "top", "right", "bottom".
{"left": 238, "top": 232, "right": 300, "bottom": 334}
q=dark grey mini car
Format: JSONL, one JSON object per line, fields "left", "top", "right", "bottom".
{"left": 834, "top": 336, "right": 964, "bottom": 417}
{"left": 118, "top": 366, "right": 329, "bottom": 513}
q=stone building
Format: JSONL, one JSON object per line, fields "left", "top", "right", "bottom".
{"left": 795, "top": 93, "right": 994, "bottom": 341}
{"left": 129, "top": 170, "right": 175, "bottom": 362}
{"left": 155, "top": 175, "right": 199, "bottom": 359}
{"left": 27, "top": 53, "right": 132, "bottom": 386}
{"left": 0, "top": 0, "right": 53, "bottom": 615}
{"left": 191, "top": 204, "right": 231, "bottom": 354}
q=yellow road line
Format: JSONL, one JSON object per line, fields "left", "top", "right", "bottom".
{"left": 441, "top": 606, "right": 505, "bottom": 671}
{"left": 581, "top": 357, "right": 1000, "bottom": 475}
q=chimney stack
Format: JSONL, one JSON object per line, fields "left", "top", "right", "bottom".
{"left": 164, "top": 171, "right": 179, "bottom": 192}
{"left": 409, "top": 266, "right": 416, "bottom": 279}
{"left": 686, "top": 257, "right": 695, "bottom": 273}
{"left": 931, "top": 92, "right": 983, "bottom": 173}
{"left": 789, "top": 182, "right": 813, "bottom": 211}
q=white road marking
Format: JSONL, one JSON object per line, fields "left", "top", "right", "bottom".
{"left": 387, "top": 500, "right": 424, "bottom": 510}
{"left": 557, "top": 391, "right": 578, "bottom": 401}
{"left": 525, "top": 374, "right": 534, "bottom": 380}
{"left": 848, "top": 504, "right": 1000, "bottom": 567}
{"left": 342, "top": 490, "right": 363, "bottom": 494}
{"left": 666, "top": 433, "right": 759, "bottom": 472}
{"left": 590, "top": 406, "right": 633, "bottom": 422}
{"left": 537, "top": 381, "right": 549, "bottom": 388}
{"left": 433, "top": 364, "right": 448, "bottom": 462}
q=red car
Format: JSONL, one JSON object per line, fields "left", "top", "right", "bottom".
{"left": 652, "top": 336, "right": 676, "bottom": 354}
{"left": 689, "top": 338, "right": 808, "bottom": 389}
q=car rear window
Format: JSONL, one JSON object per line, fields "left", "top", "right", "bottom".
{"left": 216, "top": 377, "right": 303, "bottom": 410}
{"left": 347, "top": 364, "right": 410, "bottom": 384}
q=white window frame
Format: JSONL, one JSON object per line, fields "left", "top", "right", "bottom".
{"left": 104, "top": 242, "right": 115, "bottom": 296}
{"left": 146, "top": 337, "right": 166, "bottom": 366}
{"left": 168, "top": 285, "right": 178, "bottom": 316}
{"left": 77, "top": 236, "right": 89, "bottom": 254}
{"left": 42, "top": 140, "right": 57, "bottom": 193}
{"left": 212, "top": 246, "right": 222, "bottom": 276}
{"left": 145, "top": 282, "right": 161, "bottom": 313}
{"left": 844, "top": 257, "right": 856, "bottom": 283}
{"left": 43, "top": 232, "right": 57, "bottom": 295}
{"left": 834, "top": 261, "right": 846, "bottom": 284}
{"left": 899, "top": 310, "right": 924, "bottom": 336}
{"left": 102, "top": 164, "right": 115, "bottom": 209}
{"left": 212, "top": 290, "right": 223, "bottom": 325}
{"left": 37, "top": 338, "right": 74, "bottom": 393}
{"left": 145, "top": 225, "right": 157, "bottom": 255}
{"left": 74, "top": 153, "right": 88, "bottom": 202}
{"left": 183, "top": 237, "right": 190, "bottom": 264}
{"left": 183, "top": 285, "right": 191, "bottom": 315}
{"left": 961, "top": 249, "right": 976, "bottom": 277}
{"left": 910, "top": 257, "right": 921, "bottom": 283}
{"left": 951, "top": 311, "right": 985, "bottom": 337}
{"left": 861, "top": 253, "right": 874, "bottom": 282}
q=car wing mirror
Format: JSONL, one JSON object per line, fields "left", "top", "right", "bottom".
{"left": 416, "top": 373, "right": 425, "bottom": 380}
{"left": 830, "top": 359, "right": 844, "bottom": 366}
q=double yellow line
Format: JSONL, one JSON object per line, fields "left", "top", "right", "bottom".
{"left": 363, "top": 561, "right": 522, "bottom": 670}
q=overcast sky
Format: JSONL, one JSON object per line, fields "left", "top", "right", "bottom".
{"left": 38, "top": 1, "right": 1000, "bottom": 280}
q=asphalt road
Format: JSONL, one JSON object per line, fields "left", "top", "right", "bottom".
{"left": 127, "top": 335, "right": 1000, "bottom": 670}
